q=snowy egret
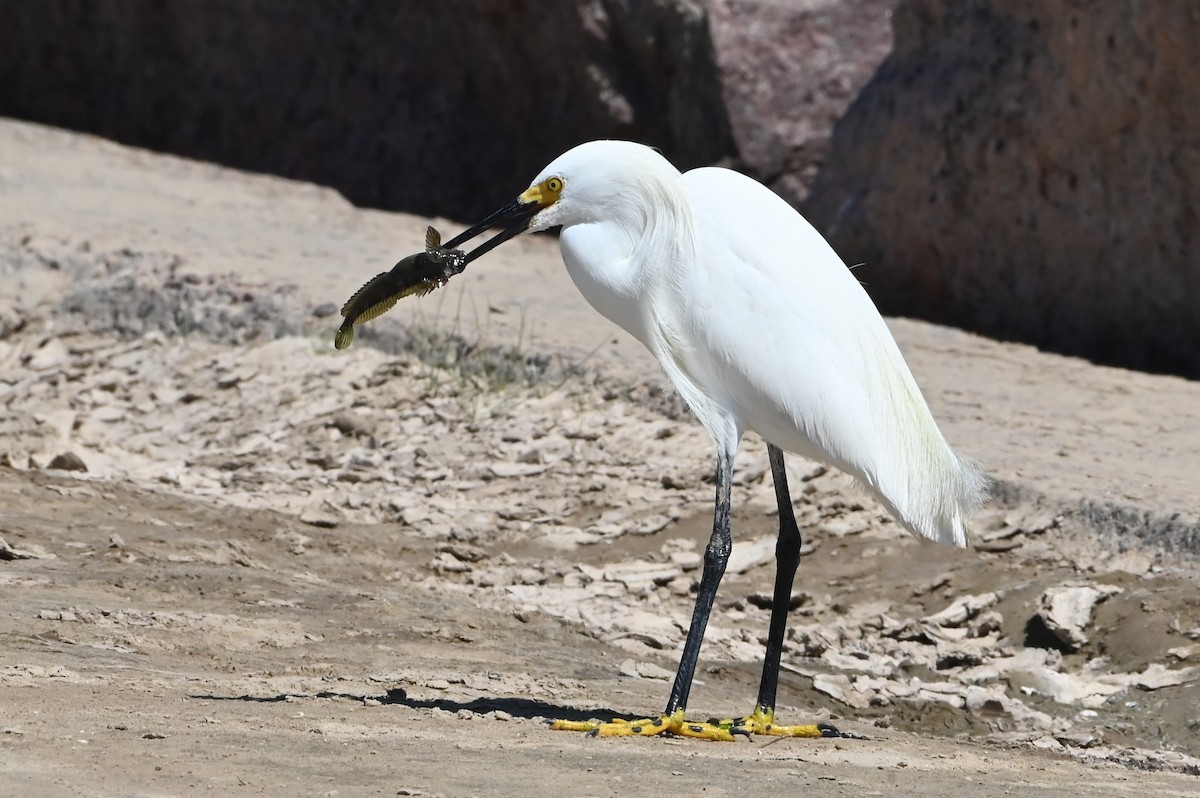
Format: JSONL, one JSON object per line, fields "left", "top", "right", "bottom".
{"left": 443, "top": 140, "right": 988, "bottom": 740}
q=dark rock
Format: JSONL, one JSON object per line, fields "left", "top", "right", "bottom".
{"left": 0, "top": 0, "right": 733, "bottom": 220}
{"left": 0, "top": 1, "right": 892, "bottom": 218}
{"left": 805, "top": 0, "right": 1200, "bottom": 378}
{"left": 46, "top": 451, "right": 88, "bottom": 472}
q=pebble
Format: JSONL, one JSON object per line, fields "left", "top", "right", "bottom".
{"left": 1036, "top": 584, "right": 1122, "bottom": 650}
{"left": 46, "top": 451, "right": 88, "bottom": 472}
{"left": 26, "top": 338, "right": 68, "bottom": 370}
{"left": 299, "top": 506, "right": 340, "bottom": 528}
{"left": 725, "top": 537, "right": 775, "bottom": 574}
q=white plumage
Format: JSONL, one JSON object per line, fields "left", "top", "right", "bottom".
{"left": 447, "top": 138, "right": 987, "bottom": 740}
{"left": 528, "top": 140, "right": 987, "bottom": 546}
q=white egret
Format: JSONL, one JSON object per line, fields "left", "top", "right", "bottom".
{"left": 442, "top": 140, "right": 988, "bottom": 740}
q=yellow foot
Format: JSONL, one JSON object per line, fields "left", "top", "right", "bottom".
{"left": 717, "top": 706, "right": 845, "bottom": 738}
{"left": 550, "top": 709, "right": 744, "bottom": 741}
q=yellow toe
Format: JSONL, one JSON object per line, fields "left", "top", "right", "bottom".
{"left": 720, "top": 706, "right": 840, "bottom": 738}
{"left": 550, "top": 710, "right": 739, "bottom": 741}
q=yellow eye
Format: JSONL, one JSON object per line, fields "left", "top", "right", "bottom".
{"left": 544, "top": 177, "right": 564, "bottom": 195}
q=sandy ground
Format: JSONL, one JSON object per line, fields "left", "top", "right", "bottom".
{"left": 2, "top": 118, "right": 1199, "bottom": 796}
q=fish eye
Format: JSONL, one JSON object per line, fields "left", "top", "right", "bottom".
{"left": 544, "top": 177, "right": 564, "bottom": 195}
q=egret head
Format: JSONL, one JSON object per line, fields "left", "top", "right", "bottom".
{"left": 445, "top": 141, "right": 677, "bottom": 261}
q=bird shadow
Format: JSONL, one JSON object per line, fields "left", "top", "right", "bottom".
{"left": 188, "top": 687, "right": 635, "bottom": 724}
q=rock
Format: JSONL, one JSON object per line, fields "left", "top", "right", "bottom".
{"left": 787, "top": 625, "right": 838, "bottom": 657}
{"left": 299, "top": 505, "right": 340, "bottom": 529}
{"left": 819, "top": 515, "right": 871, "bottom": 538}
{"left": 603, "top": 560, "right": 682, "bottom": 590}
{"left": 660, "top": 474, "right": 689, "bottom": 490}
{"left": 1007, "top": 667, "right": 1124, "bottom": 708}
{"left": 634, "top": 661, "right": 676, "bottom": 681}
{"left": 804, "top": 0, "right": 1200, "bottom": 378}
{"left": 1056, "top": 731, "right": 1102, "bottom": 749}
{"left": 912, "top": 573, "right": 953, "bottom": 597}
{"left": 431, "top": 551, "right": 472, "bottom": 574}
{"left": 824, "top": 650, "right": 902, "bottom": 679}
{"left": 910, "top": 690, "right": 962, "bottom": 711}
{"left": 273, "top": 529, "right": 312, "bottom": 555}
{"left": 216, "top": 367, "right": 257, "bottom": 390}
{"left": 437, "top": 543, "right": 488, "bottom": 564}
{"left": 923, "top": 592, "right": 1000, "bottom": 628}
{"left": 726, "top": 536, "right": 776, "bottom": 574}
{"left": 612, "top": 608, "right": 684, "bottom": 643}
{"left": 1003, "top": 509, "right": 1060, "bottom": 537}
{"left": 0, "top": 1, "right": 732, "bottom": 220}
{"left": 746, "top": 590, "right": 811, "bottom": 611}
{"left": 618, "top": 659, "right": 675, "bottom": 681}
{"left": 1035, "top": 584, "right": 1122, "bottom": 651}
{"left": 812, "top": 673, "right": 870, "bottom": 710}
{"left": 92, "top": 405, "right": 125, "bottom": 423}
{"left": 328, "top": 413, "right": 374, "bottom": 440}
{"left": 932, "top": 637, "right": 998, "bottom": 671}
{"left": 0, "top": 1, "right": 892, "bottom": 220}
{"left": 0, "top": 451, "right": 28, "bottom": 470}
{"left": 964, "top": 685, "right": 1057, "bottom": 732}
{"left": 0, "top": 535, "right": 55, "bottom": 560}
{"left": 398, "top": 506, "right": 433, "bottom": 527}
{"left": 1116, "top": 663, "right": 1200, "bottom": 691}
{"left": 26, "top": 338, "right": 68, "bottom": 371}
{"left": 708, "top": 0, "right": 894, "bottom": 202}
{"left": 488, "top": 462, "right": 552, "bottom": 479}
{"left": 628, "top": 514, "right": 672, "bottom": 536}
{"left": 666, "top": 548, "right": 703, "bottom": 571}
{"left": 46, "top": 451, "right": 88, "bottom": 472}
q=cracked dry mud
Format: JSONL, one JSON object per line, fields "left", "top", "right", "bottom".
{"left": 2, "top": 119, "right": 1200, "bottom": 797}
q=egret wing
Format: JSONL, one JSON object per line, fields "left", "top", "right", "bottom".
{"left": 677, "top": 167, "right": 975, "bottom": 544}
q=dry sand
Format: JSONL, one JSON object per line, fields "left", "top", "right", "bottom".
{"left": 1, "top": 118, "right": 1199, "bottom": 796}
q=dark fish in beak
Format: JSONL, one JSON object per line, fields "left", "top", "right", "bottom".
{"left": 334, "top": 196, "right": 542, "bottom": 351}
{"left": 333, "top": 226, "right": 466, "bottom": 350}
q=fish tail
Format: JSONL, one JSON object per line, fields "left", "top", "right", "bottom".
{"left": 334, "top": 321, "right": 355, "bottom": 350}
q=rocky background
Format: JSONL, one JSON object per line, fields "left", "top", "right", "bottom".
{"left": 2, "top": 1, "right": 1197, "bottom": 378}
{"left": 0, "top": 0, "right": 892, "bottom": 219}
{"left": 804, "top": 0, "right": 1200, "bottom": 379}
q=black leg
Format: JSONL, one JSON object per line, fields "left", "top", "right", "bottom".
{"left": 665, "top": 449, "right": 733, "bottom": 716}
{"left": 755, "top": 443, "right": 802, "bottom": 714}
{"left": 549, "top": 444, "right": 838, "bottom": 741}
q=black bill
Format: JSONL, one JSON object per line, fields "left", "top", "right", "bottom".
{"left": 444, "top": 197, "right": 541, "bottom": 264}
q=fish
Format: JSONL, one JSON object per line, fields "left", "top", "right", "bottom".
{"left": 334, "top": 226, "right": 467, "bottom": 350}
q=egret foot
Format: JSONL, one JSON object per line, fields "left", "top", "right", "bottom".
{"left": 551, "top": 709, "right": 747, "bottom": 741}
{"left": 718, "top": 706, "right": 843, "bottom": 738}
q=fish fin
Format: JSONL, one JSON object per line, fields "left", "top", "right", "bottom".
{"left": 354, "top": 296, "right": 401, "bottom": 324}
{"left": 425, "top": 226, "right": 441, "bottom": 250}
{"left": 340, "top": 273, "right": 389, "bottom": 318}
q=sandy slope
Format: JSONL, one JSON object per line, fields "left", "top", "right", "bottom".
{"left": 3, "top": 121, "right": 1196, "bottom": 529}
{"left": 1, "top": 118, "right": 1199, "bottom": 796}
